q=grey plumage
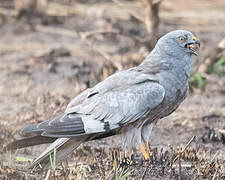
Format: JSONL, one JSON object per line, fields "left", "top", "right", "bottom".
{"left": 7, "top": 30, "right": 200, "bottom": 169}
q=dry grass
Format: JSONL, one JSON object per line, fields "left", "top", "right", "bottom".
{"left": 0, "top": 0, "right": 225, "bottom": 179}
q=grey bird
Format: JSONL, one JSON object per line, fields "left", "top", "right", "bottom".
{"left": 6, "top": 30, "right": 200, "bottom": 169}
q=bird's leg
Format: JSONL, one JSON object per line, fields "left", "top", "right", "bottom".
{"left": 144, "top": 140, "right": 151, "bottom": 158}
{"left": 141, "top": 122, "right": 154, "bottom": 160}
{"left": 139, "top": 143, "right": 149, "bottom": 160}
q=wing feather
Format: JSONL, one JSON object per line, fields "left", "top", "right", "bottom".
{"left": 21, "top": 69, "right": 164, "bottom": 138}
{"left": 65, "top": 75, "right": 165, "bottom": 135}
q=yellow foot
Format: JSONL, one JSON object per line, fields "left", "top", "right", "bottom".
{"left": 144, "top": 140, "right": 151, "bottom": 158}
{"left": 139, "top": 143, "right": 149, "bottom": 160}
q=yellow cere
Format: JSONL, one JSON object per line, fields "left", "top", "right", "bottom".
{"left": 193, "top": 36, "right": 197, "bottom": 41}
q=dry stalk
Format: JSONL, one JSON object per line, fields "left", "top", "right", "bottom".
{"left": 178, "top": 153, "right": 182, "bottom": 180}
{"left": 141, "top": 0, "right": 161, "bottom": 49}
{"left": 44, "top": 169, "right": 51, "bottom": 180}
{"left": 80, "top": 29, "right": 119, "bottom": 39}
{"left": 35, "top": 25, "right": 79, "bottom": 38}
{"left": 141, "top": 163, "right": 151, "bottom": 180}
{"left": 83, "top": 38, "right": 123, "bottom": 71}
{"left": 172, "top": 136, "right": 196, "bottom": 164}
{"left": 212, "top": 169, "right": 218, "bottom": 180}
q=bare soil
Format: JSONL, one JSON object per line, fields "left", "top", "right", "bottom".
{"left": 0, "top": 0, "right": 225, "bottom": 179}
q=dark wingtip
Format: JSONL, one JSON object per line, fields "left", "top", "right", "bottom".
{"left": 20, "top": 124, "right": 43, "bottom": 137}
{"left": 3, "top": 136, "right": 57, "bottom": 152}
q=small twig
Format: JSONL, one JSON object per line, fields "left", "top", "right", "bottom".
{"left": 106, "top": 169, "right": 114, "bottom": 180}
{"left": 80, "top": 29, "right": 123, "bottom": 70}
{"left": 141, "top": 163, "right": 151, "bottom": 180}
{"left": 80, "top": 29, "right": 119, "bottom": 39}
{"left": 112, "top": 0, "right": 143, "bottom": 8}
{"left": 212, "top": 169, "right": 218, "bottom": 180}
{"left": 178, "top": 153, "right": 182, "bottom": 180}
{"left": 210, "top": 151, "right": 219, "bottom": 163}
{"left": 44, "top": 169, "right": 51, "bottom": 180}
{"left": 84, "top": 39, "right": 123, "bottom": 70}
{"left": 35, "top": 25, "right": 79, "bottom": 38}
{"left": 170, "top": 160, "right": 174, "bottom": 179}
{"left": 172, "top": 164, "right": 192, "bottom": 168}
{"left": 173, "top": 136, "right": 196, "bottom": 164}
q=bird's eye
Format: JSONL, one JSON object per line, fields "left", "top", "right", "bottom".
{"left": 193, "top": 36, "right": 197, "bottom": 41}
{"left": 179, "top": 36, "right": 185, "bottom": 42}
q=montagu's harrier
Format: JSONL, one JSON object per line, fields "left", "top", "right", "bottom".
{"left": 6, "top": 30, "right": 200, "bottom": 169}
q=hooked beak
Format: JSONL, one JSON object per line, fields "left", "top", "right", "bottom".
{"left": 185, "top": 40, "right": 200, "bottom": 56}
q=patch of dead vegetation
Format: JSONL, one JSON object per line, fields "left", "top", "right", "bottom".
{"left": 15, "top": 92, "right": 70, "bottom": 126}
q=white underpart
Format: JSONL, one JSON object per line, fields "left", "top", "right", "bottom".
{"left": 142, "top": 122, "right": 155, "bottom": 142}
{"left": 122, "top": 125, "right": 143, "bottom": 149}
{"left": 122, "top": 121, "right": 155, "bottom": 150}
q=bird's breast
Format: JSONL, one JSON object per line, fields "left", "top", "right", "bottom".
{"left": 159, "top": 78, "right": 189, "bottom": 118}
{"left": 147, "top": 70, "right": 189, "bottom": 121}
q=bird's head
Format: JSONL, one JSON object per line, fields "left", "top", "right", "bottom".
{"left": 155, "top": 30, "right": 200, "bottom": 57}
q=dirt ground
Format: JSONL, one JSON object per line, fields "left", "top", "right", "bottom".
{"left": 0, "top": 0, "right": 225, "bottom": 179}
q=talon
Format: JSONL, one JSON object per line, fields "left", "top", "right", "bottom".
{"left": 139, "top": 143, "right": 149, "bottom": 160}
{"left": 144, "top": 140, "right": 151, "bottom": 158}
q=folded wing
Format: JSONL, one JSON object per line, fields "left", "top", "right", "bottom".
{"left": 20, "top": 69, "right": 165, "bottom": 139}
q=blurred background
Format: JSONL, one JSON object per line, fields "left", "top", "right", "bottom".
{"left": 0, "top": 0, "right": 225, "bottom": 179}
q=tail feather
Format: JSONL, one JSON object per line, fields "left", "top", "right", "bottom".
{"left": 29, "top": 135, "right": 89, "bottom": 169}
{"left": 4, "top": 136, "right": 57, "bottom": 152}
